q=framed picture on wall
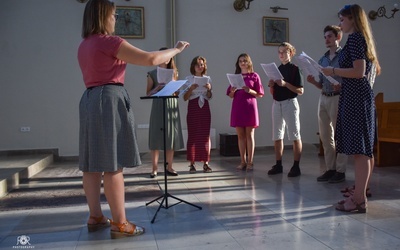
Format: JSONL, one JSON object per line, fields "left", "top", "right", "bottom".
{"left": 115, "top": 6, "right": 145, "bottom": 39}
{"left": 263, "top": 17, "right": 289, "bottom": 46}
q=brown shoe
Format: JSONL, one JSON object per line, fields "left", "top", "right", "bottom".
{"left": 189, "top": 164, "right": 196, "bottom": 174}
{"left": 203, "top": 163, "right": 212, "bottom": 173}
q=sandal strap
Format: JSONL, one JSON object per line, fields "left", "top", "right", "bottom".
{"left": 350, "top": 197, "right": 367, "bottom": 210}
{"left": 351, "top": 197, "right": 366, "bottom": 206}
{"left": 89, "top": 215, "right": 106, "bottom": 224}
{"left": 111, "top": 221, "right": 135, "bottom": 234}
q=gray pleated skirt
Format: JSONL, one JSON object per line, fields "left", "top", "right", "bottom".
{"left": 79, "top": 84, "right": 141, "bottom": 172}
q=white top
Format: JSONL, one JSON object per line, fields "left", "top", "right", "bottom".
{"left": 184, "top": 75, "right": 212, "bottom": 108}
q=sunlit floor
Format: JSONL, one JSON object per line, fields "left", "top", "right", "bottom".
{"left": 1, "top": 144, "right": 400, "bottom": 250}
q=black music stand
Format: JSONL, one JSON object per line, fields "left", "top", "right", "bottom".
{"left": 140, "top": 95, "right": 202, "bottom": 223}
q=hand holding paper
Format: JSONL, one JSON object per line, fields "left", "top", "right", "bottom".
{"left": 147, "top": 83, "right": 166, "bottom": 96}
{"left": 226, "top": 74, "right": 246, "bottom": 89}
{"left": 192, "top": 76, "right": 208, "bottom": 94}
{"left": 298, "top": 51, "right": 339, "bottom": 85}
{"left": 151, "top": 80, "right": 188, "bottom": 96}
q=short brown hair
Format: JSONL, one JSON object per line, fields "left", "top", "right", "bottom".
{"left": 81, "top": 0, "right": 115, "bottom": 38}
{"left": 323, "top": 25, "right": 342, "bottom": 38}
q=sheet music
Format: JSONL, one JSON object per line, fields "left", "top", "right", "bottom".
{"left": 194, "top": 76, "right": 208, "bottom": 86}
{"left": 260, "top": 63, "right": 284, "bottom": 80}
{"left": 157, "top": 67, "right": 174, "bottom": 84}
{"left": 299, "top": 51, "right": 339, "bottom": 85}
{"left": 152, "top": 80, "right": 188, "bottom": 96}
{"left": 295, "top": 55, "right": 320, "bottom": 79}
{"left": 192, "top": 76, "right": 208, "bottom": 94}
{"left": 226, "top": 74, "right": 245, "bottom": 88}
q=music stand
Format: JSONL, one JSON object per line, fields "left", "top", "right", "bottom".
{"left": 140, "top": 94, "right": 202, "bottom": 223}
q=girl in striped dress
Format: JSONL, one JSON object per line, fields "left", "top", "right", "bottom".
{"left": 183, "top": 56, "right": 213, "bottom": 173}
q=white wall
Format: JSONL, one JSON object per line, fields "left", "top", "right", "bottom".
{"left": 0, "top": 0, "right": 399, "bottom": 156}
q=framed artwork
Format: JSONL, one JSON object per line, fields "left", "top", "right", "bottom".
{"left": 263, "top": 17, "right": 289, "bottom": 46}
{"left": 115, "top": 6, "right": 144, "bottom": 39}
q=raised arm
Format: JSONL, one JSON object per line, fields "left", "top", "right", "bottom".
{"left": 116, "top": 41, "right": 189, "bottom": 66}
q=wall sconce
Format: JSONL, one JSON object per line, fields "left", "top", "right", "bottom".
{"left": 233, "top": 0, "right": 254, "bottom": 12}
{"left": 369, "top": 4, "right": 399, "bottom": 20}
{"left": 270, "top": 6, "right": 288, "bottom": 13}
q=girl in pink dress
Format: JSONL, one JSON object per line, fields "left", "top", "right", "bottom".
{"left": 226, "top": 53, "right": 264, "bottom": 171}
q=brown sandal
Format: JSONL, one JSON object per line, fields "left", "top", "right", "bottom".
{"left": 87, "top": 215, "right": 111, "bottom": 232}
{"left": 236, "top": 163, "right": 247, "bottom": 171}
{"left": 110, "top": 220, "right": 145, "bottom": 239}
{"left": 335, "top": 197, "right": 367, "bottom": 213}
{"left": 246, "top": 163, "right": 254, "bottom": 171}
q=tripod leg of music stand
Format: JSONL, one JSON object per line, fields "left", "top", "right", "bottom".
{"left": 150, "top": 195, "right": 167, "bottom": 224}
{"left": 144, "top": 96, "right": 202, "bottom": 223}
{"left": 168, "top": 193, "right": 202, "bottom": 210}
{"left": 145, "top": 194, "right": 164, "bottom": 206}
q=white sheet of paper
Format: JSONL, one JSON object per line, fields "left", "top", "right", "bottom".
{"left": 295, "top": 56, "right": 320, "bottom": 79}
{"left": 192, "top": 76, "right": 208, "bottom": 94}
{"left": 194, "top": 76, "right": 208, "bottom": 86}
{"left": 226, "top": 74, "right": 245, "bottom": 88}
{"left": 260, "top": 63, "right": 284, "bottom": 80}
{"left": 157, "top": 67, "right": 174, "bottom": 84}
{"left": 152, "top": 80, "right": 188, "bottom": 96}
{"left": 299, "top": 51, "right": 339, "bottom": 85}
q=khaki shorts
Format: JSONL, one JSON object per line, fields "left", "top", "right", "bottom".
{"left": 272, "top": 98, "right": 301, "bottom": 141}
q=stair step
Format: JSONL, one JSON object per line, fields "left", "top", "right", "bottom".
{"left": 0, "top": 154, "right": 54, "bottom": 198}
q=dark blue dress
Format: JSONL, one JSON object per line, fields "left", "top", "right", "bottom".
{"left": 336, "top": 32, "right": 375, "bottom": 158}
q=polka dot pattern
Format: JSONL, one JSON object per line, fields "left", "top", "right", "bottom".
{"left": 336, "top": 32, "right": 375, "bottom": 157}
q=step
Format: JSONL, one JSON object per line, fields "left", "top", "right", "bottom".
{"left": 0, "top": 153, "right": 54, "bottom": 198}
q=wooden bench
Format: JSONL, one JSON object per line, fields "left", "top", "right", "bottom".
{"left": 375, "top": 92, "right": 400, "bottom": 167}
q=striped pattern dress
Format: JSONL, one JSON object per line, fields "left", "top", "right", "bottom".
{"left": 186, "top": 97, "right": 211, "bottom": 162}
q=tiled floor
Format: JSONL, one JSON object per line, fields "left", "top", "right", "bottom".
{"left": 1, "top": 144, "right": 400, "bottom": 250}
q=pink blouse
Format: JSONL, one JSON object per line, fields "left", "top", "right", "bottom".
{"left": 78, "top": 34, "right": 126, "bottom": 88}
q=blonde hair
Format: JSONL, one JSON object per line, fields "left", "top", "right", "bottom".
{"left": 338, "top": 4, "right": 381, "bottom": 75}
{"left": 279, "top": 42, "right": 296, "bottom": 58}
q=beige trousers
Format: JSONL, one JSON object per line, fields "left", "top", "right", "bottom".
{"left": 318, "top": 94, "right": 347, "bottom": 173}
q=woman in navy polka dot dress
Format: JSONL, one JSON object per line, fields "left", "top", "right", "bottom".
{"left": 322, "top": 4, "right": 381, "bottom": 213}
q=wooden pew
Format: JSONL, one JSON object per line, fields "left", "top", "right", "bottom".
{"left": 375, "top": 93, "right": 400, "bottom": 167}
